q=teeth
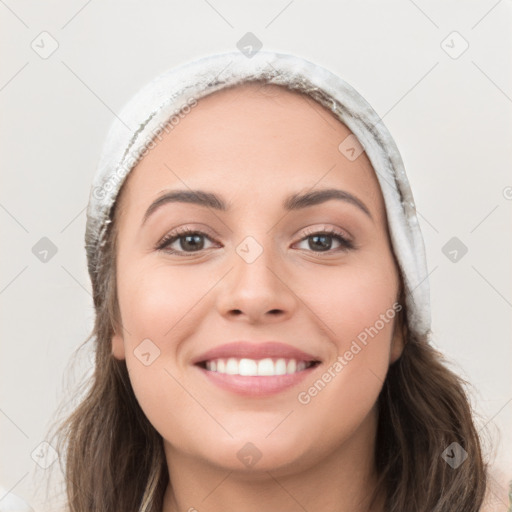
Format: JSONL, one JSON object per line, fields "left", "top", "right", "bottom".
{"left": 239, "top": 358, "right": 257, "bottom": 376}
{"left": 204, "top": 357, "right": 314, "bottom": 376}
{"left": 226, "top": 358, "right": 238, "bottom": 375}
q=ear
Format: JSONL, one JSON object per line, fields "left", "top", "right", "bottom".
{"left": 389, "top": 312, "right": 407, "bottom": 364}
{"left": 111, "top": 329, "right": 126, "bottom": 360}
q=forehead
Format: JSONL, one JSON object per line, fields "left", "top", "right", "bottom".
{"left": 117, "top": 81, "right": 386, "bottom": 223}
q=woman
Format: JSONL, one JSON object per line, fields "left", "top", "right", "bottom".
{"left": 46, "top": 50, "right": 491, "bottom": 511}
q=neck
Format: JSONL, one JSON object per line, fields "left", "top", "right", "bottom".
{"left": 161, "top": 408, "right": 385, "bottom": 512}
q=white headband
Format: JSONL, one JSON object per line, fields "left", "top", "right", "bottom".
{"left": 85, "top": 50, "right": 431, "bottom": 340}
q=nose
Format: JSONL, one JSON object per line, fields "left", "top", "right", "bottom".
{"left": 216, "top": 239, "right": 298, "bottom": 324}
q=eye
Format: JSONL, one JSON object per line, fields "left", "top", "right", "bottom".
{"left": 156, "top": 225, "right": 355, "bottom": 257}
{"left": 156, "top": 227, "right": 219, "bottom": 256}
{"left": 294, "top": 226, "right": 354, "bottom": 253}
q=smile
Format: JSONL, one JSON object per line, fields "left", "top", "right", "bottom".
{"left": 195, "top": 358, "right": 322, "bottom": 397}
{"left": 199, "top": 357, "right": 319, "bottom": 376}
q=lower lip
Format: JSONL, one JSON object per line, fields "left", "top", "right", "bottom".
{"left": 195, "top": 363, "right": 320, "bottom": 397}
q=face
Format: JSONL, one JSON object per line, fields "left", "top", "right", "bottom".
{"left": 111, "top": 82, "right": 405, "bottom": 476}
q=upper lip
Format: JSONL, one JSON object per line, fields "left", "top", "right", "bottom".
{"left": 191, "top": 341, "right": 321, "bottom": 365}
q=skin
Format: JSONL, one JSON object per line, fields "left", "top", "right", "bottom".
{"left": 111, "top": 82, "right": 405, "bottom": 512}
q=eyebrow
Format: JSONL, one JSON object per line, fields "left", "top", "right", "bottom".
{"left": 142, "top": 187, "right": 373, "bottom": 224}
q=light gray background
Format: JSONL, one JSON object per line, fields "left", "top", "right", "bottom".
{"left": 1, "top": 1, "right": 511, "bottom": 510}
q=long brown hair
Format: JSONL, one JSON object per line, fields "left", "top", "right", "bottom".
{"left": 44, "top": 168, "right": 489, "bottom": 512}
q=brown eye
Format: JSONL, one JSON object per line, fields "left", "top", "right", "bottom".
{"left": 157, "top": 228, "right": 218, "bottom": 255}
{"left": 295, "top": 228, "right": 354, "bottom": 253}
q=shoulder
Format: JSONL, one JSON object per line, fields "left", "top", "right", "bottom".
{"left": 480, "top": 466, "right": 511, "bottom": 512}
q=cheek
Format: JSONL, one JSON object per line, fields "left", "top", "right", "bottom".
{"left": 299, "top": 255, "right": 399, "bottom": 344}
{"left": 118, "top": 263, "right": 211, "bottom": 439}
{"left": 326, "top": 273, "right": 398, "bottom": 343}
{"left": 292, "top": 261, "right": 399, "bottom": 446}
{"left": 297, "top": 257, "right": 399, "bottom": 394}
{"left": 117, "top": 261, "right": 206, "bottom": 343}
{"left": 117, "top": 261, "right": 214, "bottom": 412}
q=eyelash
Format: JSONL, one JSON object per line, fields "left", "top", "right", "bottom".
{"left": 156, "top": 226, "right": 355, "bottom": 257}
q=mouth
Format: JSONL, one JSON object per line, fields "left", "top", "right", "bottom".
{"left": 191, "top": 340, "right": 323, "bottom": 396}
{"left": 195, "top": 357, "right": 321, "bottom": 376}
